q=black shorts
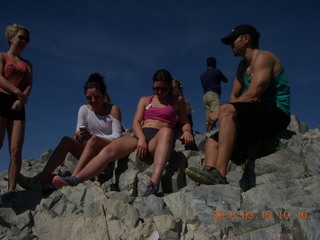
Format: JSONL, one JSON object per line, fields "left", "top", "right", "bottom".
{"left": 133, "top": 128, "right": 159, "bottom": 142}
{"left": 142, "top": 128, "right": 159, "bottom": 142}
{"left": 135, "top": 127, "right": 176, "bottom": 145}
{"left": 0, "top": 92, "right": 25, "bottom": 121}
{"left": 210, "top": 102, "right": 290, "bottom": 144}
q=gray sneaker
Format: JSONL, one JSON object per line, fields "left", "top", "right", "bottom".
{"left": 185, "top": 167, "right": 228, "bottom": 185}
{"left": 16, "top": 173, "right": 43, "bottom": 192}
{"left": 142, "top": 181, "right": 159, "bottom": 197}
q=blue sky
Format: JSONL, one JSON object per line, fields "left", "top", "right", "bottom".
{"left": 1, "top": 0, "right": 319, "bottom": 172}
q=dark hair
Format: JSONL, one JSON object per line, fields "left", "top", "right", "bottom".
{"left": 153, "top": 69, "right": 172, "bottom": 84}
{"left": 84, "top": 73, "right": 107, "bottom": 95}
{"left": 152, "top": 69, "right": 173, "bottom": 95}
{"left": 249, "top": 33, "right": 260, "bottom": 48}
{"left": 207, "top": 57, "right": 216, "bottom": 68}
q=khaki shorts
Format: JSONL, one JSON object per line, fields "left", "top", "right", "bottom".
{"left": 203, "top": 91, "right": 220, "bottom": 123}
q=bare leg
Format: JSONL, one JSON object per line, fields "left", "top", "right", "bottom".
{"left": 72, "top": 135, "right": 111, "bottom": 176}
{"left": 7, "top": 120, "right": 25, "bottom": 191}
{"left": 213, "top": 104, "right": 238, "bottom": 176}
{"left": 148, "top": 127, "right": 173, "bottom": 185}
{"left": 204, "top": 137, "right": 219, "bottom": 168}
{"left": 38, "top": 136, "right": 85, "bottom": 183}
{"left": 75, "top": 136, "right": 137, "bottom": 182}
{"left": 0, "top": 117, "right": 8, "bottom": 150}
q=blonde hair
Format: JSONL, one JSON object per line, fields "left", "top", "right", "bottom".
{"left": 172, "top": 79, "right": 184, "bottom": 96}
{"left": 5, "top": 23, "right": 30, "bottom": 44}
{"left": 171, "top": 79, "right": 193, "bottom": 114}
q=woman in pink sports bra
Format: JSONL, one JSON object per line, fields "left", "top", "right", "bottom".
{"left": 52, "top": 69, "right": 194, "bottom": 197}
{"left": 0, "top": 24, "right": 32, "bottom": 191}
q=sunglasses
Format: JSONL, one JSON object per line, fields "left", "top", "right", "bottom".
{"left": 153, "top": 86, "right": 169, "bottom": 92}
{"left": 86, "top": 95, "right": 102, "bottom": 101}
{"left": 17, "top": 35, "right": 30, "bottom": 43}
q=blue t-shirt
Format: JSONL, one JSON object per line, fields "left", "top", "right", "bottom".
{"left": 200, "top": 68, "right": 227, "bottom": 95}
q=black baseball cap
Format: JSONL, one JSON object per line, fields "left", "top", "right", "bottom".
{"left": 221, "top": 24, "right": 260, "bottom": 45}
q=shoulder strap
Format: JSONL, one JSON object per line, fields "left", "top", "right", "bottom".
{"left": 1, "top": 53, "right": 7, "bottom": 66}
{"left": 148, "top": 95, "right": 154, "bottom": 104}
{"left": 255, "top": 50, "right": 264, "bottom": 57}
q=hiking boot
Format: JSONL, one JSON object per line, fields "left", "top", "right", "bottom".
{"left": 16, "top": 173, "right": 43, "bottom": 192}
{"left": 52, "top": 175, "right": 80, "bottom": 189}
{"left": 142, "top": 181, "right": 159, "bottom": 197}
{"left": 185, "top": 167, "right": 228, "bottom": 185}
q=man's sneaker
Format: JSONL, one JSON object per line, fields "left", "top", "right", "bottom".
{"left": 42, "top": 180, "right": 57, "bottom": 196}
{"left": 142, "top": 181, "right": 159, "bottom": 197}
{"left": 185, "top": 167, "right": 228, "bottom": 185}
{"left": 0, "top": 190, "right": 18, "bottom": 207}
{"left": 52, "top": 175, "right": 80, "bottom": 189}
{"left": 16, "top": 173, "right": 43, "bottom": 192}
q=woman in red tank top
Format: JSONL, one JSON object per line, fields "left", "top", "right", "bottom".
{"left": 0, "top": 24, "right": 32, "bottom": 191}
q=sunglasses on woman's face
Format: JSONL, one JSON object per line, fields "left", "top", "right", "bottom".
{"left": 17, "top": 35, "right": 30, "bottom": 43}
{"left": 86, "top": 94, "right": 103, "bottom": 101}
{"left": 153, "top": 86, "right": 169, "bottom": 92}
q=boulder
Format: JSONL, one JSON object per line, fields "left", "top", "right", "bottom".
{"left": 0, "top": 115, "right": 319, "bottom": 239}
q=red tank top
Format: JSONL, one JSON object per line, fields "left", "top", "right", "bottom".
{"left": 1, "top": 52, "right": 30, "bottom": 92}
{"left": 143, "top": 95, "right": 177, "bottom": 127}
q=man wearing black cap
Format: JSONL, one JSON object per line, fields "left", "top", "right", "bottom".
{"left": 185, "top": 24, "right": 291, "bottom": 185}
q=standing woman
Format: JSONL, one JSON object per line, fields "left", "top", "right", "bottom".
{"left": 0, "top": 24, "right": 32, "bottom": 191}
{"left": 52, "top": 69, "right": 194, "bottom": 197}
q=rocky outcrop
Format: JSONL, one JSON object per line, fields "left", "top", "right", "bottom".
{"left": 0, "top": 115, "right": 319, "bottom": 240}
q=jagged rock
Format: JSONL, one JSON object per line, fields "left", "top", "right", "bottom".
{"left": 288, "top": 115, "right": 309, "bottom": 134}
{"left": 0, "top": 115, "right": 319, "bottom": 239}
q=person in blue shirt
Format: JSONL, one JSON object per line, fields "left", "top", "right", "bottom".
{"left": 186, "top": 24, "right": 290, "bottom": 185}
{"left": 200, "top": 57, "right": 228, "bottom": 132}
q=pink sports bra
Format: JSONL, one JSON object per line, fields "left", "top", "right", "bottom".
{"left": 1, "top": 53, "right": 30, "bottom": 92}
{"left": 143, "top": 95, "right": 177, "bottom": 127}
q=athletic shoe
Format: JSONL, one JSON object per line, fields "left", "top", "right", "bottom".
{"left": 1, "top": 190, "right": 18, "bottom": 207}
{"left": 16, "top": 173, "right": 43, "bottom": 192}
{"left": 52, "top": 175, "right": 80, "bottom": 189}
{"left": 142, "top": 181, "right": 159, "bottom": 197}
{"left": 42, "top": 180, "right": 57, "bottom": 196}
{"left": 185, "top": 167, "right": 228, "bottom": 185}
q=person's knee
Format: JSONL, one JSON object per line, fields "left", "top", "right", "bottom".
{"left": 158, "top": 127, "right": 174, "bottom": 140}
{"left": 205, "top": 137, "right": 218, "bottom": 150}
{"left": 10, "top": 145, "right": 22, "bottom": 159}
{"left": 101, "top": 137, "right": 136, "bottom": 159}
{"left": 86, "top": 135, "right": 99, "bottom": 146}
{"left": 60, "top": 136, "right": 73, "bottom": 144}
{"left": 219, "top": 104, "right": 236, "bottom": 119}
{"left": 57, "top": 136, "right": 76, "bottom": 150}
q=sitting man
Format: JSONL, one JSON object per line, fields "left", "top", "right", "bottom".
{"left": 185, "top": 24, "right": 290, "bottom": 184}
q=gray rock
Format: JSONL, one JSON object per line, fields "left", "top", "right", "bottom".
{"left": 119, "top": 169, "right": 138, "bottom": 196}
{"left": 288, "top": 115, "right": 309, "bottom": 134}
{"left": 132, "top": 195, "right": 170, "bottom": 218}
{"left": 0, "top": 115, "right": 319, "bottom": 239}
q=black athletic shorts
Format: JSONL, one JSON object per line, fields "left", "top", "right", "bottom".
{"left": 142, "top": 128, "right": 159, "bottom": 142}
{"left": 134, "top": 128, "right": 159, "bottom": 142}
{"left": 210, "top": 102, "right": 290, "bottom": 144}
{"left": 135, "top": 127, "right": 176, "bottom": 147}
{"left": 0, "top": 92, "right": 26, "bottom": 121}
